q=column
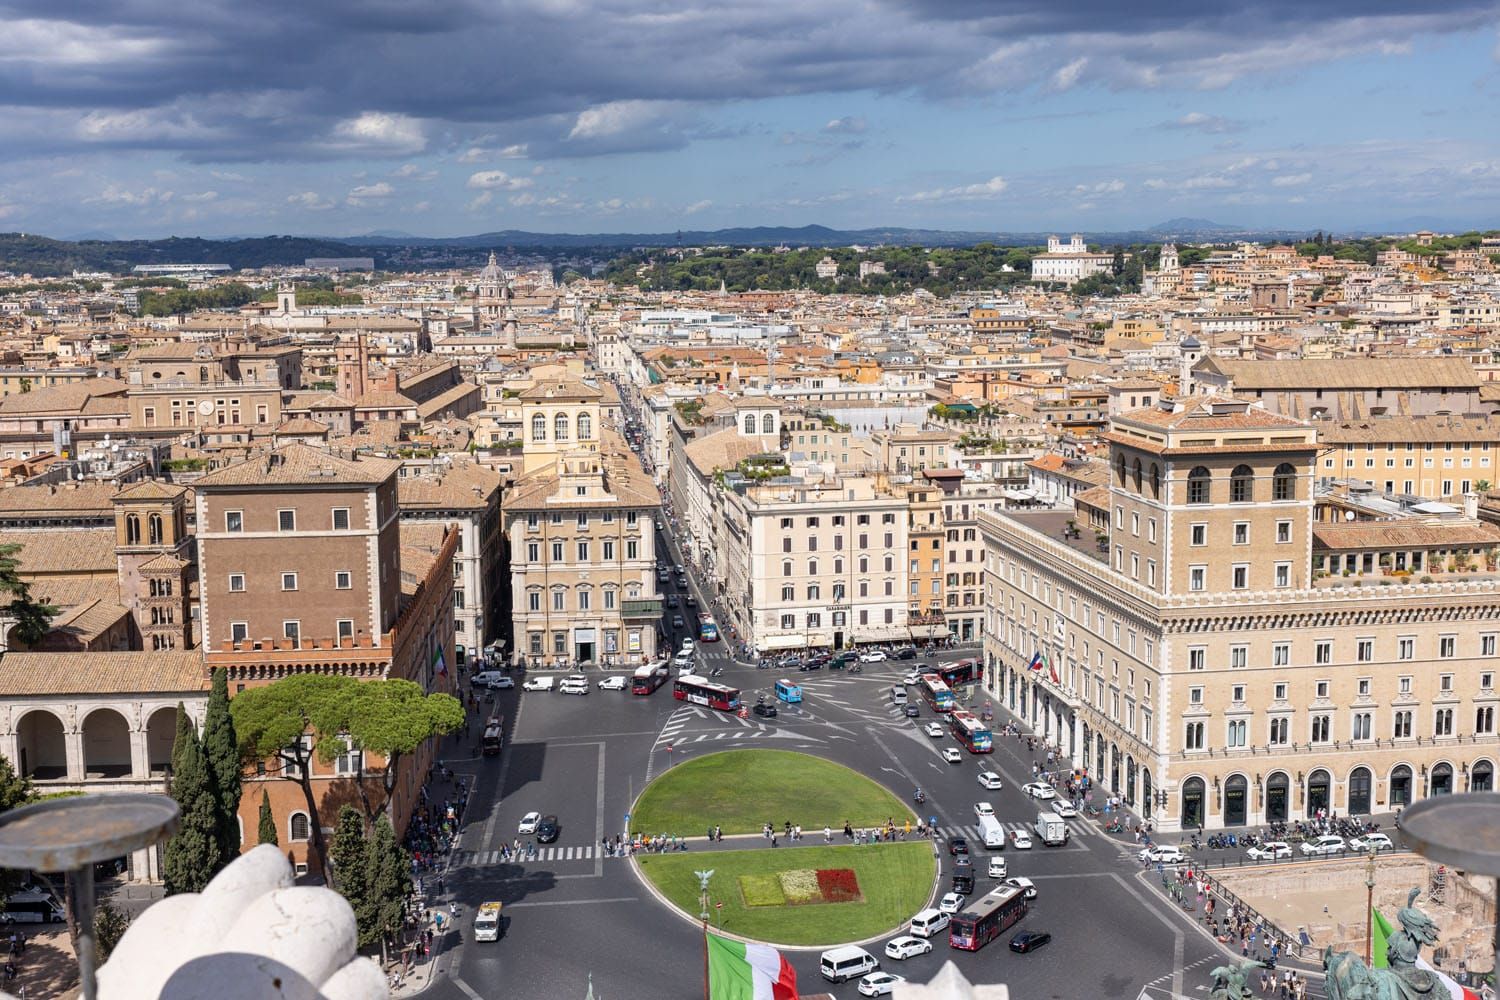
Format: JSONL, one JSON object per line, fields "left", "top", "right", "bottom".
{"left": 65, "top": 726, "right": 85, "bottom": 782}
{"left": 130, "top": 721, "right": 150, "bottom": 780}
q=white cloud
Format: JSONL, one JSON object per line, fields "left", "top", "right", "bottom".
{"left": 346, "top": 181, "right": 394, "bottom": 204}
{"left": 823, "top": 116, "right": 866, "bottom": 134}
{"left": 466, "top": 170, "right": 533, "bottom": 191}
{"left": 392, "top": 163, "right": 436, "bottom": 180}
{"left": 683, "top": 199, "right": 712, "bottom": 215}
{"left": 567, "top": 100, "right": 679, "bottom": 140}
{"left": 84, "top": 184, "right": 172, "bottom": 206}
{"left": 0, "top": 18, "right": 167, "bottom": 66}
{"left": 1181, "top": 174, "right": 1235, "bottom": 190}
{"left": 899, "top": 175, "right": 1007, "bottom": 203}
{"left": 1051, "top": 57, "right": 1088, "bottom": 91}
{"left": 210, "top": 170, "right": 248, "bottom": 183}
{"left": 1271, "top": 172, "right": 1312, "bottom": 187}
{"left": 181, "top": 190, "right": 218, "bottom": 203}
{"left": 1143, "top": 178, "right": 1168, "bottom": 190}
{"left": 1073, "top": 179, "right": 1125, "bottom": 195}
{"left": 287, "top": 191, "right": 334, "bottom": 211}
{"left": 0, "top": 201, "right": 18, "bottom": 220}
{"left": 467, "top": 192, "right": 493, "bottom": 211}
{"left": 330, "top": 112, "right": 426, "bottom": 154}
{"left": 457, "top": 143, "right": 529, "bottom": 163}
{"left": 1161, "top": 111, "right": 1242, "bottom": 134}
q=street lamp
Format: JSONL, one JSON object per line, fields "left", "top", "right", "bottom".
{"left": 695, "top": 869, "right": 715, "bottom": 999}
{"left": 1364, "top": 846, "right": 1378, "bottom": 965}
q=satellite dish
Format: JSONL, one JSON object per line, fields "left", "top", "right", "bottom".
{"left": 1345, "top": 510, "right": 1356, "bottom": 521}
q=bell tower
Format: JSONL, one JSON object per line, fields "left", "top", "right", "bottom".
{"left": 113, "top": 481, "right": 194, "bottom": 650}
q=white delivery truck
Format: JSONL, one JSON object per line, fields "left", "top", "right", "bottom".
{"left": 1034, "top": 811, "right": 1068, "bottom": 846}
{"left": 977, "top": 813, "right": 1006, "bottom": 849}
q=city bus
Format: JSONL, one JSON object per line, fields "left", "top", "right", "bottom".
{"left": 948, "top": 885, "right": 1028, "bottom": 952}
{"left": 774, "top": 679, "right": 803, "bottom": 703}
{"left": 698, "top": 615, "right": 720, "bottom": 642}
{"left": 941, "top": 658, "right": 980, "bottom": 687}
{"left": 672, "top": 676, "right": 742, "bottom": 712}
{"left": 632, "top": 661, "right": 670, "bottom": 695}
{"left": 948, "top": 710, "right": 993, "bottom": 753}
{"left": 919, "top": 675, "right": 956, "bottom": 713}
{"left": 481, "top": 716, "right": 505, "bottom": 756}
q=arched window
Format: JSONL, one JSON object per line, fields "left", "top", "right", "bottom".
{"left": 1273, "top": 462, "right": 1296, "bottom": 501}
{"left": 762, "top": 414, "right": 774, "bottom": 434}
{"left": 148, "top": 513, "right": 164, "bottom": 546}
{"left": 1187, "top": 467, "right": 1211, "bottom": 505}
{"left": 577, "top": 412, "right": 592, "bottom": 440}
{"left": 1115, "top": 453, "right": 1126, "bottom": 485}
{"left": 148, "top": 579, "right": 158, "bottom": 598}
{"left": 1150, "top": 463, "right": 1161, "bottom": 499}
{"left": 1230, "top": 464, "right": 1254, "bottom": 503}
{"left": 554, "top": 413, "right": 570, "bottom": 440}
{"left": 199, "top": 366, "right": 209, "bottom": 382}
{"left": 125, "top": 514, "right": 141, "bottom": 545}
{"left": 744, "top": 415, "right": 756, "bottom": 434}
{"left": 289, "top": 812, "right": 310, "bottom": 842}
{"left": 531, "top": 414, "right": 546, "bottom": 441}
{"left": 1132, "top": 457, "right": 1142, "bottom": 492}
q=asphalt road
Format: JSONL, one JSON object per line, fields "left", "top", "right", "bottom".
{"left": 423, "top": 533, "right": 1262, "bottom": 1000}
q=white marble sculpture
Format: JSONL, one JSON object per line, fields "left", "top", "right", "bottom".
{"left": 94, "top": 844, "right": 388, "bottom": 1000}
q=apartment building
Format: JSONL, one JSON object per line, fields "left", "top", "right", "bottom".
{"left": 900, "top": 479, "right": 948, "bottom": 640}
{"left": 1316, "top": 415, "right": 1500, "bottom": 499}
{"left": 982, "top": 396, "right": 1498, "bottom": 833}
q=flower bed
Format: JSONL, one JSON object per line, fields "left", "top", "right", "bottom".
{"left": 816, "top": 868, "right": 862, "bottom": 903}
{"left": 739, "top": 867, "right": 864, "bottom": 906}
{"left": 778, "top": 869, "right": 822, "bottom": 905}
{"left": 738, "top": 873, "right": 787, "bottom": 907}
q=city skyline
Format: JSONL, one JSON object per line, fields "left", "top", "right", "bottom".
{"left": 2, "top": 1, "right": 1500, "bottom": 238}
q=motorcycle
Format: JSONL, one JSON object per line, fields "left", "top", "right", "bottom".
{"left": 914, "top": 789, "right": 926, "bottom": 805}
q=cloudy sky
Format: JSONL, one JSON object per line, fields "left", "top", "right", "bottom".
{"left": 3, "top": 0, "right": 1500, "bottom": 237}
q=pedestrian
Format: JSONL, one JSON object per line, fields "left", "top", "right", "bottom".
{"left": 824, "top": 825, "right": 832, "bottom": 843}
{"left": 714, "top": 825, "right": 722, "bottom": 842}
{"left": 771, "top": 833, "right": 778, "bottom": 848}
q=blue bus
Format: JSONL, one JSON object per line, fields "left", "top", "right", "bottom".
{"left": 698, "top": 614, "right": 720, "bottom": 642}
{"left": 774, "top": 679, "right": 803, "bottom": 703}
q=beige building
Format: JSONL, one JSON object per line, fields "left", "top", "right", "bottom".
{"left": 982, "top": 396, "right": 1499, "bottom": 833}
{"left": 1316, "top": 415, "right": 1500, "bottom": 499}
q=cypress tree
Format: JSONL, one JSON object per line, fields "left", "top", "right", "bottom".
{"left": 201, "top": 668, "right": 241, "bottom": 865}
{"left": 366, "top": 814, "right": 411, "bottom": 960}
{"left": 162, "top": 707, "right": 220, "bottom": 895}
{"left": 257, "top": 789, "right": 278, "bottom": 847}
{"left": 330, "top": 806, "right": 371, "bottom": 937}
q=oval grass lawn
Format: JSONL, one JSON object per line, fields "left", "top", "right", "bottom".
{"left": 631, "top": 749, "right": 913, "bottom": 836}
{"left": 637, "top": 841, "right": 936, "bottom": 946}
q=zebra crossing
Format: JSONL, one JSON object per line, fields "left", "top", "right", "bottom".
{"left": 456, "top": 845, "right": 615, "bottom": 867}
{"left": 935, "top": 822, "right": 1034, "bottom": 842}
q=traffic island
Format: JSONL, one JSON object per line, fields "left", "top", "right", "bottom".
{"left": 637, "top": 842, "right": 936, "bottom": 946}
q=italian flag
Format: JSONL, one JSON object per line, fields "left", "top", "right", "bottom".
{"left": 706, "top": 932, "right": 798, "bottom": 1000}
{"left": 1372, "top": 907, "right": 1480, "bottom": 999}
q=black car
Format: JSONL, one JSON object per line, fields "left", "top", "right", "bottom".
{"left": 753, "top": 702, "right": 778, "bottom": 718}
{"left": 948, "top": 836, "right": 969, "bottom": 857}
{"left": 952, "top": 860, "right": 975, "bottom": 895}
{"left": 686, "top": 596, "right": 699, "bottom": 608}
{"left": 666, "top": 594, "right": 680, "bottom": 608}
{"left": 894, "top": 646, "right": 918, "bottom": 660}
{"left": 536, "top": 815, "right": 560, "bottom": 843}
{"left": 798, "top": 660, "right": 823, "bottom": 672}
{"left": 1009, "top": 931, "right": 1051, "bottom": 954}
{"left": 903, "top": 704, "right": 920, "bottom": 718}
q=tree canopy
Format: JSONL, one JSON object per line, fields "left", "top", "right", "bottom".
{"left": 201, "top": 668, "right": 241, "bottom": 866}
{"left": 162, "top": 705, "right": 221, "bottom": 895}
{"left": 0, "top": 543, "right": 57, "bottom": 647}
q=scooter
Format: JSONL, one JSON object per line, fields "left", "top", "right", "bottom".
{"left": 914, "top": 789, "right": 926, "bottom": 805}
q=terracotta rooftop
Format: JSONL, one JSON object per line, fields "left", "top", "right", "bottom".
{"left": 1199, "top": 357, "right": 1480, "bottom": 391}
{"left": 1117, "top": 396, "right": 1309, "bottom": 431}
{"left": 1316, "top": 416, "right": 1500, "bottom": 444}
{"left": 192, "top": 443, "right": 400, "bottom": 489}
{"left": 1312, "top": 520, "right": 1500, "bottom": 551}
{"left": 0, "top": 650, "right": 206, "bottom": 696}
{"left": 0, "top": 527, "right": 117, "bottom": 574}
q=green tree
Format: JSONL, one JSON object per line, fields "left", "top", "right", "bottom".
{"left": 0, "top": 752, "right": 34, "bottom": 908}
{"left": 366, "top": 814, "right": 411, "bottom": 962}
{"left": 0, "top": 543, "right": 57, "bottom": 647}
{"left": 341, "top": 680, "right": 465, "bottom": 820}
{"left": 329, "top": 806, "right": 371, "bottom": 936}
{"left": 257, "top": 789, "right": 278, "bottom": 846}
{"left": 201, "top": 668, "right": 241, "bottom": 866}
{"left": 94, "top": 898, "right": 131, "bottom": 963}
{"left": 162, "top": 706, "right": 221, "bottom": 895}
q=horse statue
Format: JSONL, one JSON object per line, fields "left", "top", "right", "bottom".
{"left": 1209, "top": 960, "right": 1265, "bottom": 1000}
{"left": 1322, "top": 888, "right": 1444, "bottom": 1000}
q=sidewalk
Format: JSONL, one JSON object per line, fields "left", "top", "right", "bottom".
{"left": 3, "top": 927, "right": 79, "bottom": 999}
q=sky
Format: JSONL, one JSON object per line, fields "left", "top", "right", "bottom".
{"left": 2, "top": 1, "right": 1500, "bottom": 238}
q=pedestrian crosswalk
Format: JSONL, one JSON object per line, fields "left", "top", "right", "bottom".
{"left": 456, "top": 845, "right": 616, "bottom": 867}
{"left": 933, "top": 822, "right": 1034, "bottom": 842}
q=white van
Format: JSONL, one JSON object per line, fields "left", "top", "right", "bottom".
{"left": 908, "top": 908, "right": 950, "bottom": 938}
{"left": 819, "top": 945, "right": 878, "bottom": 983}
{"left": 520, "top": 676, "right": 554, "bottom": 692}
{"left": 1, "top": 889, "right": 64, "bottom": 924}
{"left": 890, "top": 685, "right": 907, "bottom": 704}
{"left": 977, "top": 814, "right": 1006, "bottom": 850}
{"left": 472, "top": 670, "right": 505, "bottom": 688}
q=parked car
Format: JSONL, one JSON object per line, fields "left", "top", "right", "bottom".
{"left": 883, "top": 936, "right": 932, "bottom": 961}
{"left": 859, "top": 650, "right": 889, "bottom": 663}
{"left": 941, "top": 748, "right": 962, "bottom": 764}
{"left": 977, "top": 771, "right": 1003, "bottom": 791}
{"left": 472, "top": 670, "right": 506, "bottom": 687}
{"left": 1003, "top": 876, "right": 1038, "bottom": 900}
{"left": 558, "top": 677, "right": 588, "bottom": 696}
{"left": 597, "top": 676, "right": 628, "bottom": 691}
{"left": 937, "top": 892, "right": 965, "bottom": 915}
{"left": 486, "top": 676, "right": 515, "bottom": 690}
{"left": 1021, "top": 782, "right": 1056, "bottom": 800}
{"left": 1139, "top": 844, "right": 1186, "bottom": 864}
{"left": 857, "top": 972, "right": 906, "bottom": 998}
{"left": 1009, "top": 930, "right": 1052, "bottom": 954}
{"left": 1300, "top": 835, "right": 1347, "bottom": 856}
{"left": 923, "top": 723, "right": 944, "bottom": 738}
{"left": 1349, "top": 833, "right": 1395, "bottom": 852}
{"left": 1246, "top": 841, "right": 1292, "bottom": 861}
{"left": 536, "top": 815, "right": 560, "bottom": 843}
{"left": 521, "top": 677, "right": 553, "bottom": 692}
{"left": 517, "top": 811, "right": 541, "bottom": 835}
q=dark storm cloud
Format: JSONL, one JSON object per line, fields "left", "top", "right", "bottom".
{"left": 0, "top": 0, "right": 1495, "bottom": 163}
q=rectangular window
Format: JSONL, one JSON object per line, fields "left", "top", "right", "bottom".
{"left": 283, "top": 620, "right": 300, "bottom": 642}
{"left": 528, "top": 592, "right": 540, "bottom": 611}
{"left": 278, "top": 509, "right": 296, "bottom": 532}
{"left": 1231, "top": 684, "right": 1245, "bottom": 702}
{"left": 780, "top": 614, "right": 795, "bottom": 630}
{"left": 552, "top": 591, "right": 565, "bottom": 611}
{"left": 1276, "top": 520, "right": 1292, "bottom": 543}
{"left": 527, "top": 542, "right": 539, "bottom": 562}
{"left": 1188, "top": 647, "right": 1206, "bottom": 671}
{"left": 1231, "top": 564, "right": 1249, "bottom": 589}
{"left": 1189, "top": 565, "right": 1206, "bottom": 591}
{"left": 1316, "top": 680, "right": 1330, "bottom": 699}
{"left": 1190, "top": 523, "right": 1206, "bottom": 546}
{"left": 1233, "top": 522, "right": 1249, "bottom": 545}
{"left": 1272, "top": 643, "right": 1289, "bottom": 666}
{"left": 1310, "top": 714, "right": 1330, "bottom": 743}
{"left": 578, "top": 590, "right": 590, "bottom": 611}
{"left": 1483, "top": 634, "right": 1497, "bottom": 657}
{"left": 1398, "top": 637, "right": 1415, "bottom": 660}
{"left": 604, "top": 590, "right": 616, "bottom": 610}
{"left": 281, "top": 572, "right": 297, "bottom": 591}
{"left": 332, "top": 508, "right": 350, "bottom": 530}
{"left": 228, "top": 573, "right": 245, "bottom": 593}
{"left": 337, "top": 619, "right": 354, "bottom": 640}
{"left": 1315, "top": 640, "right": 1333, "bottom": 665}
{"left": 225, "top": 510, "right": 243, "bottom": 533}
{"left": 1439, "top": 635, "right": 1456, "bottom": 658}
{"left": 1393, "top": 710, "right": 1412, "bottom": 739}
{"left": 1275, "top": 563, "right": 1290, "bottom": 588}
{"left": 335, "top": 571, "right": 352, "bottom": 590}
{"left": 1230, "top": 645, "right": 1248, "bottom": 670}
{"left": 230, "top": 622, "right": 248, "bottom": 642}
{"left": 1189, "top": 686, "right": 1203, "bottom": 704}
{"left": 1356, "top": 639, "right": 1374, "bottom": 662}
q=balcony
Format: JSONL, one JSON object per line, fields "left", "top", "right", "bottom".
{"left": 622, "top": 599, "right": 663, "bottom": 619}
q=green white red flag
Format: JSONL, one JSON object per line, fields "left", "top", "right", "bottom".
{"left": 1372, "top": 907, "right": 1479, "bottom": 1000}
{"left": 706, "top": 931, "right": 798, "bottom": 1000}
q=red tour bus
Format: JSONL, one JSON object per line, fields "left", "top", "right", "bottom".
{"left": 632, "top": 662, "right": 669, "bottom": 695}
{"left": 948, "top": 710, "right": 993, "bottom": 753}
{"left": 672, "top": 676, "right": 741, "bottom": 712}
{"left": 948, "top": 885, "right": 1027, "bottom": 951}
{"left": 919, "top": 675, "right": 956, "bottom": 713}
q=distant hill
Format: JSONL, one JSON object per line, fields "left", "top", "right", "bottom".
{"left": 0, "top": 233, "right": 389, "bottom": 277}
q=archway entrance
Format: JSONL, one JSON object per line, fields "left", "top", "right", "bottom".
{"left": 1125, "top": 756, "right": 1137, "bottom": 807}
{"left": 146, "top": 707, "right": 178, "bottom": 775}
{"left": 16, "top": 710, "right": 66, "bottom": 780}
{"left": 83, "top": 708, "right": 133, "bottom": 778}
{"left": 1389, "top": 765, "right": 1412, "bottom": 808}
{"left": 1348, "top": 767, "right": 1372, "bottom": 814}
{"left": 1265, "top": 772, "right": 1289, "bottom": 823}
{"left": 1471, "top": 760, "right": 1494, "bottom": 793}
{"left": 1142, "top": 770, "right": 1153, "bottom": 819}
{"left": 1224, "top": 774, "right": 1248, "bottom": 826}
{"left": 1307, "top": 769, "right": 1331, "bottom": 816}
{"left": 1109, "top": 745, "right": 1120, "bottom": 793}
{"left": 1181, "top": 777, "right": 1204, "bottom": 830}
{"left": 1430, "top": 763, "right": 1453, "bottom": 797}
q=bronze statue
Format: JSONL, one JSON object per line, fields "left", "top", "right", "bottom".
{"left": 1323, "top": 888, "right": 1444, "bottom": 1000}
{"left": 1209, "top": 960, "right": 1265, "bottom": 1000}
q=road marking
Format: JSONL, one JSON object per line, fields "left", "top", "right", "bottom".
{"left": 452, "top": 978, "right": 484, "bottom": 1000}
{"left": 1110, "top": 872, "right": 1187, "bottom": 998}
{"left": 506, "top": 896, "right": 641, "bottom": 908}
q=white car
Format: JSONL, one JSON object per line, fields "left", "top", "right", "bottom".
{"left": 1021, "top": 782, "right": 1056, "bottom": 800}
{"left": 521, "top": 676, "right": 553, "bottom": 692}
{"left": 1003, "top": 876, "right": 1038, "bottom": 900}
{"left": 1051, "top": 800, "right": 1077, "bottom": 818}
{"left": 987, "top": 856, "right": 1008, "bottom": 879}
{"left": 1300, "top": 835, "right": 1346, "bottom": 856}
{"left": 1349, "top": 833, "right": 1394, "bottom": 852}
{"left": 974, "top": 802, "right": 995, "bottom": 819}
{"left": 923, "top": 723, "right": 945, "bottom": 738}
{"left": 857, "top": 972, "right": 906, "bottom": 998}
{"left": 1246, "top": 841, "right": 1291, "bottom": 861}
{"left": 681, "top": 638, "right": 696, "bottom": 654}
{"left": 677, "top": 661, "right": 697, "bottom": 676}
{"left": 859, "top": 650, "right": 889, "bottom": 663}
{"left": 941, "top": 748, "right": 962, "bottom": 764}
{"left": 977, "top": 771, "right": 1003, "bottom": 791}
{"left": 558, "top": 677, "right": 589, "bottom": 696}
{"left": 484, "top": 675, "right": 514, "bottom": 690}
{"left": 903, "top": 672, "right": 922, "bottom": 685}
{"left": 937, "top": 892, "right": 966, "bottom": 915}
{"left": 597, "top": 675, "right": 628, "bottom": 691}
{"left": 517, "top": 811, "right": 541, "bottom": 835}
{"left": 1010, "top": 830, "right": 1033, "bottom": 850}
{"left": 883, "top": 936, "right": 932, "bottom": 961}
{"left": 1139, "top": 844, "right": 1186, "bottom": 864}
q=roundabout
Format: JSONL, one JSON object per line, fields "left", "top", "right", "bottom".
{"left": 630, "top": 749, "right": 937, "bottom": 947}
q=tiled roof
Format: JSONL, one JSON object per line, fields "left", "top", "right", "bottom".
{"left": 0, "top": 483, "right": 119, "bottom": 516}
{"left": 1118, "top": 396, "right": 1308, "bottom": 431}
{"left": 112, "top": 480, "right": 188, "bottom": 502}
{"left": 0, "top": 528, "right": 117, "bottom": 574}
{"left": 0, "top": 650, "right": 206, "bottom": 696}
{"left": 46, "top": 598, "right": 131, "bottom": 642}
{"left": 516, "top": 378, "right": 603, "bottom": 402}
{"left": 683, "top": 428, "right": 781, "bottom": 476}
{"left": 1317, "top": 416, "right": 1500, "bottom": 444}
{"left": 1313, "top": 520, "right": 1500, "bottom": 550}
{"left": 0, "top": 378, "right": 127, "bottom": 415}
{"left": 1199, "top": 357, "right": 1480, "bottom": 391}
{"left": 397, "top": 463, "right": 503, "bottom": 511}
{"left": 192, "top": 443, "right": 400, "bottom": 488}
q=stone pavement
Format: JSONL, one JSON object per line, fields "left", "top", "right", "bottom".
{"left": 1, "top": 927, "right": 79, "bottom": 999}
